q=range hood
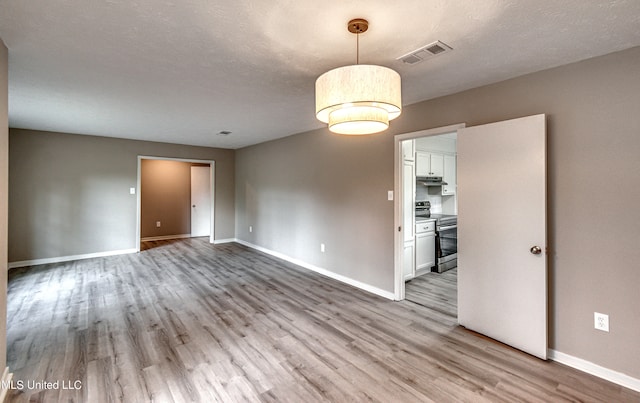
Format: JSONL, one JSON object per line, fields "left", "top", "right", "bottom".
{"left": 417, "top": 176, "right": 448, "bottom": 186}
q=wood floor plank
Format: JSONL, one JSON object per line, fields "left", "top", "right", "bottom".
{"left": 5, "top": 238, "right": 640, "bottom": 402}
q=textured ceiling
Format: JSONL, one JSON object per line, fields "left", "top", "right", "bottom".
{"left": 1, "top": 0, "right": 639, "bottom": 149}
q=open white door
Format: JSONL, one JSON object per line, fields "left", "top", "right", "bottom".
{"left": 457, "top": 114, "right": 547, "bottom": 359}
{"left": 190, "top": 165, "right": 211, "bottom": 237}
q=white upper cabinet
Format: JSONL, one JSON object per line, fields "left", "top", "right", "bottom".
{"left": 416, "top": 153, "right": 429, "bottom": 176}
{"left": 442, "top": 154, "right": 457, "bottom": 196}
{"left": 402, "top": 139, "right": 415, "bottom": 161}
{"left": 430, "top": 153, "right": 444, "bottom": 177}
{"left": 416, "top": 152, "right": 444, "bottom": 177}
{"left": 403, "top": 160, "right": 415, "bottom": 243}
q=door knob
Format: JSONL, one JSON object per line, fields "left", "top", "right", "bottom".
{"left": 192, "top": 205, "right": 196, "bottom": 208}
{"left": 530, "top": 246, "right": 542, "bottom": 255}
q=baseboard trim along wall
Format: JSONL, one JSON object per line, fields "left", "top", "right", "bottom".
{"left": 233, "top": 241, "right": 640, "bottom": 393}
{"left": 7, "top": 237, "right": 233, "bottom": 269}
{"left": 213, "top": 238, "right": 235, "bottom": 244}
{"left": 140, "top": 233, "right": 191, "bottom": 242}
{"left": 234, "top": 239, "right": 396, "bottom": 301}
{"left": 548, "top": 349, "right": 640, "bottom": 393}
{"left": 7, "top": 248, "right": 138, "bottom": 269}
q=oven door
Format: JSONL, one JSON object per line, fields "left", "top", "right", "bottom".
{"left": 436, "top": 224, "right": 457, "bottom": 272}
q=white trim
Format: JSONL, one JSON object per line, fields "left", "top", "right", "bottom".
{"left": 136, "top": 157, "right": 142, "bottom": 252}
{"left": 209, "top": 161, "right": 216, "bottom": 244}
{"left": 235, "top": 239, "right": 396, "bottom": 301}
{"left": 141, "top": 234, "right": 191, "bottom": 242}
{"left": 393, "top": 137, "right": 404, "bottom": 301}
{"left": 549, "top": 349, "right": 640, "bottom": 393}
{"left": 0, "top": 367, "right": 13, "bottom": 403}
{"left": 8, "top": 248, "right": 137, "bottom": 269}
{"left": 213, "top": 238, "right": 235, "bottom": 244}
{"left": 393, "top": 124, "right": 466, "bottom": 301}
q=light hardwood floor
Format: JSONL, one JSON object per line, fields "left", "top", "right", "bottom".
{"left": 6, "top": 239, "right": 640, "bottom": 402}
{"left": 405, "top": 268, "right": 457, "bottom": 318}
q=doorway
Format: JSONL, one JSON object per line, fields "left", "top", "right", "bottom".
{"left": 394, "top": 124, "right": 463, "bottom": 310}
{"left": 394, "top": 124, "right": 465, "bottom": 302}
{"left": 394, "top": 115, "right": 548, "bottom": 360}
{"left": 136, "top": 156, "right": 216, "bottom": 250}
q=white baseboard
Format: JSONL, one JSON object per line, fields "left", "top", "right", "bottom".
{"left": 141, "top": 233, "right": 191, "bottom": 242}
{"left": 0, "top": 367, "right": 13, "bottom": 402}
{"left": 549, "top": 349, "right": 640, "bottom": 393}
{"left": 213, "top": 238, "right": 235, "bottom": 244}
{"left": 236, "top": 240, "right": 640, "bottom": 392}
{"left": 8, "top": 248, "right": 138, "bottom": 269}
{"left": 235, "top": 239, "right": 395, "bottom": 300}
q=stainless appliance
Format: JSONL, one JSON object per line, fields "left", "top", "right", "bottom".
{"left": 415, "top": 200, "right": 431, "bottom": 217}
{"left": 432, "top": 214, "right": 457, "bottom": 273}
{"left": 415, "top": 201, "right": 457, "bottom": 273}
{"left": 416, "top": 176, "right": 448, "bottom": 186}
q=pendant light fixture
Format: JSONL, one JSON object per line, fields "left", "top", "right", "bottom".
{"left": 315, "top": 19, "right": 402, "bottom": 135}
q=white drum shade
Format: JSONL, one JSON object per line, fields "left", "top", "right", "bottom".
{"left": 315, "top": 64, "right": 402, "bottom": 135}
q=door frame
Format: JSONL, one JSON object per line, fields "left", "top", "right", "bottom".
{"left": 393, "top": 123, "right": 465, "bottom": 300}
{"left": 136, "top": 156, "right": 216, "bottom": 251}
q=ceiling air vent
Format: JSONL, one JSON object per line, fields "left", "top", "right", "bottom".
{"left": 397, "top": 40, "right": 452, "bottom": 65}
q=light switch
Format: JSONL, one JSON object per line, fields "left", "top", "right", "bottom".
{"left": 387, "top": 190, "right": 394, "bottom": 201}
{"left": 130, "top": 187, "right": 136, "bottom": 195}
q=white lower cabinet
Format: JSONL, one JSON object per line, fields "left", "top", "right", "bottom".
{"left": 403, "top": 241, "right": 415, "bottom": 281}
{"left": 415, "top": 220, "right": 436, "bottom": 275}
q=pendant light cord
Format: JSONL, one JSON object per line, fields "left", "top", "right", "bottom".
{"left": 348, "top": 19, "right": 367, "bottom": 65}
{"left": 356, "top": 32, "right": 360, "bottom": 64}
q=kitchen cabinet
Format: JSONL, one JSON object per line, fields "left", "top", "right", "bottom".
{"left": 415, "top": 220, "right": 436, "bottom": 275}
{"left": 402, "top": 139, "right": 415, "bottom": 161}
{"left": 403, "top": 160, "right": 415, "bottom": 243}
{"left": 403, "top": 157, "right": 415, "bottom": 280}
{"left": 403, "top": 242, "right": 415, "bottom": 281}
{"left": 416, "top": 152, "right": 444, "bottom": 177}
{"left": 442, "top": 154, "right": 457, "bottom": 196}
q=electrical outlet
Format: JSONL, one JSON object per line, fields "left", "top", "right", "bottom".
{"left": 156, "top": 221, "right": 161, "bottom": 228}
{"left": 594, "top": 312, "right": 609, "bottom": 332}
{"left": 320, "top": 243, "right": 325, "bottom": 253}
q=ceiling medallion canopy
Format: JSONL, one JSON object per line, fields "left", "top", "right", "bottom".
{"left": 315, "top": 18, "right": 402, "bottom": 135}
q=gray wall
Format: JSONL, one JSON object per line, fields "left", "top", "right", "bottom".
{"left": 140, "top": 159, "right": 192, "bottom": 238}
{"left": 235, "top": 46, "right": 640, "bottom": 379}
{"left": 235, "top": 131, "right": 395, "bottom": 292}
{"left": 1, "top": 38, "right": 9, "bottom": 370}
{"left": 9, "top": 130, "right": 235, "bottom": 262}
